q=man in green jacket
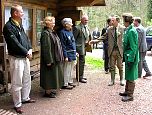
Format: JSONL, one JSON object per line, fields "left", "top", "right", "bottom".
{"left": 119, "top": 13, "right": 139, "bottom": 102}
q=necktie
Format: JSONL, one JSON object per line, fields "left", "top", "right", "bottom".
{"left": 114, "top": 27, "right": 117, "bottom": 47}
{"left": 84, "top": 26, "right": 89, "bottom": 38}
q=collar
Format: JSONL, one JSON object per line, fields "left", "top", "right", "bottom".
{"left": 12, "top": 18, "right": 20, "bottom": 27}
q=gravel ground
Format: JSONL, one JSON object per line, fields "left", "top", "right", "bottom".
{"left": 1, "top": 49, "right": 152, "bottom": 115}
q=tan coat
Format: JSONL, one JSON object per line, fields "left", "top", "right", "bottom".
{"left": 107, "top": 24, "right": 125, "bottom": 57}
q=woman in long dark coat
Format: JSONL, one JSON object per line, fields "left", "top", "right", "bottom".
{"left": 40, "top": 16, "right": 64, "bottom": 98}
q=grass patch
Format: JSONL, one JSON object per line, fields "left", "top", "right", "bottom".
{"left": 85, "top": 55, "right": 104, "bottom": 69}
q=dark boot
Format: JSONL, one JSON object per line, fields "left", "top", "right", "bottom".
{"left": 119, "top": 70, "right": 124, "bottom": 86}
{"left": 122, "top": 81, "right": 135, "bottom": 102}
{"left": 108, "top": 71, "right": 115, "bottom": 86}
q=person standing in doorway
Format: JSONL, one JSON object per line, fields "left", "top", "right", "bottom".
{"left": 3, "top": 4, "right": 35, "bottom": 114}
{"left": 92, "top": 27, "right": 100, "bottom": 49}
{"left": 133, "top": 17, "right": 152, "bottom": 78}
{"left": 119, "top": 13, "right": 139, "bottom": 102}
{"left": 73, "top": 15, "right": 92, "bottom": 83}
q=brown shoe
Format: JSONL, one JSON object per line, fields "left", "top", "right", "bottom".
{"left": 22, "top": 99, "right": 36, "bottom": 104}
{"left": 14, "top": 107, "right": 23, "bottom": 114}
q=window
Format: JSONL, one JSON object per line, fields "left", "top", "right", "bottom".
{"left": 36, "top": 9, "right": 45, "bottom": 46}
{"left": 4, "top": 6, "right": 33, "bottom": 43}
{"left": 4, "top": 3, "right": 46, "bottom": 52}
{"left": 22, "top": 8, "right": 33, "bottom": 44}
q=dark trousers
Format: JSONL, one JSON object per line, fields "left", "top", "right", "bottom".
{"left": 93, "top": 43, "right": 98, "bottom": 49}
{"left": 138, "top": 52, "right": 151, "bottom": 77}
{"left": 76, "top": 55, "right": 85, "bottom": 80}
{"left": 103, "top": 46, "right": 109, "bottom": 72}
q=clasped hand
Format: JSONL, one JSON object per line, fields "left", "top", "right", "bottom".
{"left": 127, "top": 62, "right": 133, "bottom": 69}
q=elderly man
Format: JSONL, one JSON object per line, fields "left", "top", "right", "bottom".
{"left": 3, "top": 4, "right": 35, "bottom": 114}
{"left": 133, "top": 17, "right": 152, "bottom": 78}
{"left": 73, "top": 15, "right": 91, "bottom": 83}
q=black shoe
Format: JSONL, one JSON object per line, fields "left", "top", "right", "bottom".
{"left": 119, "top": 92, "right": 128, "bottom": 96}
{"left": 143, "top": 73, "right": 152, "bottom": 78}
{"left": 80, "top": 79, "right": 87, "bottom": 83}
{"left": 62, "top": 85, "right": 73, "bottom": 90}
{"left": 51, "top": 91, "right": 56, "bottom": 95}
{"left": 120, "top": 80, "right": 125, "bottom": 86}
{"left": 68, "top": 83, "right": 76, "bottom": 87}
{"left": 108, "top": 81, "right": 114, "bottom": 86}
{"left": 22, "top": 99, "right": 36, "bottom": 104}
{"left": 122, "top": 96, "right": 133, "bottom": 102}
{"left": 44, "top": 92, "right": 56, "bottom": 98}
{"left": 105, "top": 71, "right": 109, "bottom": 74}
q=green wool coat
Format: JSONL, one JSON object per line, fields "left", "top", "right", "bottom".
{"left": 40, "top": 28, "right": 64, "bottom": 90}
{"left": 123, "top": 25, "right": 139, "bottom": 81}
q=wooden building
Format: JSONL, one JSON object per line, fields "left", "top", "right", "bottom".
{"left": 0, "top": 0, "right": 105, "bottom": 93}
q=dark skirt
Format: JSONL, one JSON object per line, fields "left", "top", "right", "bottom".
{"left": 40, "top": 62, "right": 64, "bottom": 90}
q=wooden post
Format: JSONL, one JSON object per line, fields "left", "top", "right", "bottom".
{"left": 76, "top": 54, "right": 79, "bottom": 86}
{"left": 0, "top": 35, "right": 8, "bottom": 93}
{"left": 0, "top": 1, "right": 8, "bottom": 93}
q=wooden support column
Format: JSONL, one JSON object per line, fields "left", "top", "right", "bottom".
{"left": 0, "top": 0, "right": 8, "bottom": 93}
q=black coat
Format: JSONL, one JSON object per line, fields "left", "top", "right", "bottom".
{"left": 3, "top": 17, "right": 32, "bottom": 58}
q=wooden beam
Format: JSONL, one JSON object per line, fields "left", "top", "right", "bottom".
{"left": 58, "top": 0, "right": 105, "bottom": 7}
{"left": 90, "top": 0, "right": 106, "bottom": 6}
{"left": 0, "top": 0, "right": 2, "bottom": 37}
{"left": 58, "top": 10, "right": 82, "bottom": 21}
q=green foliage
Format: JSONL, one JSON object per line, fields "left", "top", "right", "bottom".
{"left": 147, "top": 0, "right": 152, "bottom": 21}
{"left": 146, "top": 19, "right": 152, "bottom": 26}
{"left": 85, "top": 55, "right": 104, "bottom": 69}
{"left": 79, "top": 0, "right": 148, "bottom": 30}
